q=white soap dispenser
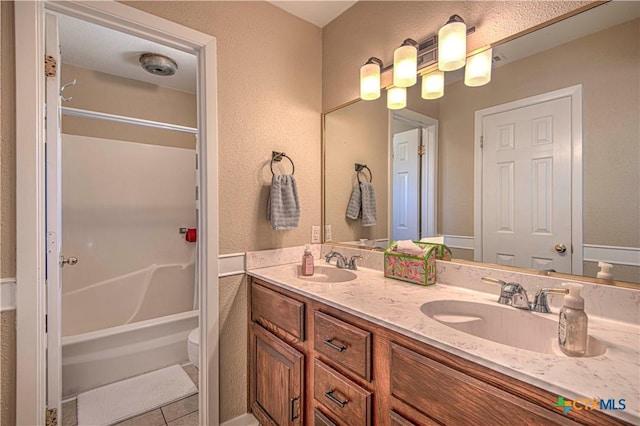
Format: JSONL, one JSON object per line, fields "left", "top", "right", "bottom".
{"left": 596, "top": 261, "right": 613, "bottom": 280}
{"left": 558, "top": 283, "right": 588, "bottom": 357}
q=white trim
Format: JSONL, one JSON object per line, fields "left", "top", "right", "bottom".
{"left": 473, "top": 85, "right": 583, "bottom": 275}
{"left": 61, "top": 107, "right": 198, "bottom": 134}
{"left": 15, "top": 2, "right": 219, "bottom": 425}
{"left": 221, "top": 413, "right": 259, "bottom": 426}
{"left": 443, "top": 235, "right": 475, "bottom": 251}
{"left": 0, "top": 278, "right": 17, "bottom": 311}
{"left": 583, "top": 245, "right": 640, "bottom": 267}
{"left": 219, "top": 253, "right": 246, "bottom": 277}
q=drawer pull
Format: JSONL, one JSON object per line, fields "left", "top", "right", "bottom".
{"left": 290, "top": 396, "right": 299, "bottom": 421}
{"left": 323, "top": 338, "right": 347, "bottom": 352}
{"left": 325, "top": 389, "right": 349, "bottom": 408}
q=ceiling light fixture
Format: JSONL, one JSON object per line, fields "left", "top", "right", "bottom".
{"left": 393, "top": 39, "right": 419, "bottom": 88}
{"left": 360, "top": 57, "right": 383, "bottom": 100}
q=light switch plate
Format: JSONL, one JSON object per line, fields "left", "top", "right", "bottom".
{"left": 325, "top": 225, "right": 332, "bottom": 241}
{"left": 311, "top": 226, "right": 320, "bottom": 243}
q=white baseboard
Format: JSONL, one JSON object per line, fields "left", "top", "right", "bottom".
{"left": 443, "top": 235, "right": 474, "bottom": 250}
{"left": 1, "top": 278, "right": 16, "bottom": 311}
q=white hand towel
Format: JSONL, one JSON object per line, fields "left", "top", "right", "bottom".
{"left": 267, "top": 175, "right": 300, "bottom": 230}
{"left": 395, "top": 240, "right": 425, "bottom": 256}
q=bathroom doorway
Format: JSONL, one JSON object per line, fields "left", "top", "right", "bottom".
{"left": 15, "top": 2, "right": 219, "bottom": 425}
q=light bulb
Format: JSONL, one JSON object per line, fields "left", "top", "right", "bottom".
{"left": 387, "top": 87, "right": 407, "bottom": 110}
{"left": 360, "top": 57, "right": 382, "bottom": 100}
{"left": 421, "top": 71, "right": 444, "bottom": 100}
{"left": 438, "top": 15, "right": 467, "bottom": 71}
{"left": 464, "top": 48, "right": 493, "bottom": 87}
{"left": 393, "top": 39, "right": 418, "bottom": 88}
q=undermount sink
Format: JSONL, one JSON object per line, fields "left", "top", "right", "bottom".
{"left": 291, "top": 265, "right": 357, "bottom": 283}
{"left": 421, "top": 300, "right": 606, "bottom": 356}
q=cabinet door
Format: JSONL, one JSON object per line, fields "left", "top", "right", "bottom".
{"left": 250, "top": 323, "right": 304, "bottom": 425}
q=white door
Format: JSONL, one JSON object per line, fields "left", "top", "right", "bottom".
{"left": 45, "top": 12, "right": 63, "bottom": 418}
{"left": 481, "top": 97, "right": 572, "bottom": 272}
{"left": 392, "top": 129, "right": 420, "bottom": 241}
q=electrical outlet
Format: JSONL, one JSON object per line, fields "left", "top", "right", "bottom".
{"left": 325, "top": 225, "right": 332, "bottom": 242}
{"left": 311, "top": 226, "right": 320, "bottom": 243}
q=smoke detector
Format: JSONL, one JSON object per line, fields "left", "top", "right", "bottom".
{"left": 139, "top": 53, "right": 178, "bottom": 76}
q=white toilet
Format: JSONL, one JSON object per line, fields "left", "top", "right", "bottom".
{"left": 187, "top": 327, "right": 199, "bottom": 369}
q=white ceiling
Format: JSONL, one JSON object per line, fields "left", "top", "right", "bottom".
{"left": 55, "top": 13, "right": 197, "bottom": 93}
{"left": 269, "top": 1, "right": 357, "bottom": 28}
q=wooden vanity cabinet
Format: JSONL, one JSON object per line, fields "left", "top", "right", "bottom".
{"left": 248, "top": 277, "right": 631, "bottom": 426}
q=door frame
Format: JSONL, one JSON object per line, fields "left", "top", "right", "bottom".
{"left": 473, "top": 85, "right": 583, "bottom": 275}
{"left": 14, "top": 2, "right": 219, "bottom": 425}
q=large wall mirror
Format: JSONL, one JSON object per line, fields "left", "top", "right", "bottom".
{"left": 322, "top": 1, "right": 639, "bottom": 285}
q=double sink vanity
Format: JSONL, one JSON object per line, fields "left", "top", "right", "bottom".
{"left": 246, "top": 247, "right": 639, "bottom": 426}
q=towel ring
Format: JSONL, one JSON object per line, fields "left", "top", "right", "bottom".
{"left": 355, "top": 163, "right": 372, "bottom": 183}
{"left": 271, "top": 151, "right": 295, "bottom": 175}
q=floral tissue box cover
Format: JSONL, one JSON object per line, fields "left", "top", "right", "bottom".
{"left": 384, "top": 242, "right": 452, "bottom": 286}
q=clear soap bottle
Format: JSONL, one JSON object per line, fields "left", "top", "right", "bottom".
{"left": 558, "top": 283, "right": 588, "bottom": 357}
{"left": 301, "top": 244, "right": 314, "bottom": 276}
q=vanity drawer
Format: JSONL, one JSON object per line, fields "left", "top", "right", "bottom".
{"left": 390, "top": 343, "right": 579, "bottom": 426}
{"left": 314, "top": 360, "right": 372, "bottom": 426}
{"left": 252, "top": 282, "right": 305, "bottom": 342}
{"left": 314, "top": 311, "right": 371, "bottom": 380}
{"left": 314, "top": 408, "right": 338, "bottom": 426}
{"left": 390, "top": 409, "right": 440, "bottom": 426}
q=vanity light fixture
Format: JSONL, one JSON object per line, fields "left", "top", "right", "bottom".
{"left": 421, "top": 70, "right": 445, "bottom": 100}
{"left": 387, "top": 86, "right": 407, "bottom": 110}
{"left": 360, "top": 57, "right": 383, "bottom": 100}
{"left": 464, "top": 48, "right": 493, "bottom": 87}
{"left": 438, "top": 14, "right": 467, "bottom": 71}
{"left": 393, "top": 39, "right": 419, "bottom": 88}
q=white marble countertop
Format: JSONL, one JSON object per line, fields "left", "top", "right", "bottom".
{"left": 248, "top": 261, "right": 640, "bottom": 423}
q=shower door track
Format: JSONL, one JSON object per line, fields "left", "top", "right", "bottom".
{"left": 62, "top": 106, "right": 198, "bottom": 134}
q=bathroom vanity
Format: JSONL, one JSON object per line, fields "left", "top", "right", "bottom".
{"left": 247, "top": 260, "right": 639, "bottom": 426}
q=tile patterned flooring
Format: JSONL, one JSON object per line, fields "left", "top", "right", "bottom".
{"left": 62, "top": 364, "right": 200, "bottom": 426}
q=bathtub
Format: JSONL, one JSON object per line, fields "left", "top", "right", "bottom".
{"left": 61, "top": 263, "right": 198, "bottom": 398}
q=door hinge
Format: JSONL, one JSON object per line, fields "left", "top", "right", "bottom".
{"left": 418, "top": 145, "right": 425, "bottom": 156}
{"left": 480, "top": 135, "right": 484, "bottom": 148}
{"left": 45, "top": 314, "right": 48, "bottom": 333}
{"left": 45, "top": 55, "right": 57, "bottom": 77}
{"left": 195, "top": 153, "right": 198, "bottom": 170}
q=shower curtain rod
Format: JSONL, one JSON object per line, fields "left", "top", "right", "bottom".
{"left": 61, "top": 107, "right": 198, "bottom": 134}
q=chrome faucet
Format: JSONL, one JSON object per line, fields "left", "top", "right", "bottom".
{"left": 324, "top": 251, "right": 361, "bottom": 270}
{"left": 530, "top": 288, "right": 569, "bottom": 313}
{"left": 481, "top": 277, "right": 568, "bottom": 313}
{"left": 325, "top": 251, "right": 348, "bottom": 268}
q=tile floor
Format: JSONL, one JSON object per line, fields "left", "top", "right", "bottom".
{"left": 62, "top": 364, "right": 200, "bottom": 426}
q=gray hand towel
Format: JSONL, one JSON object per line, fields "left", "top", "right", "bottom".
{"left": 360, "top": 182, "right": 377, "bottom": 226}
{"left": 346, "top": 183, "right": 361, "bottom": 220}
{"left": 267, "top": 174, "right": 300, "bottom": 230}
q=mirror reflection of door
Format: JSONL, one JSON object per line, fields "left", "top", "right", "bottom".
{"left": 392, "top": 128, "right": 420, "bottom": 240}
{"left": 479, "top": 93, "right": 574, "bottom": 273}
{"left": 391, "top": 111, "right": 438, "bottom": 242}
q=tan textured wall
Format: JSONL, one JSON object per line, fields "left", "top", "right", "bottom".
{"left": 125, "top": 1, "right": 323, "bottom": 255}
{"left": 322, "top": 1, "right": 593, "bottom": 110}
{"left": 218, "top": 275, "right": 248, "bottom": 422}
{"left": 61, "top": 63, "right": 197, "bottom": 149}
{"left": 0, "top": 310, "right": 16, "bottom": 426}
{"left": 324, "top": 99, "right": 389, "bottom": 242}
{"left": 1, "top": 0, "right": 15, "bottom": 280}
{"left": 437, "top": 19, "right": 639, "bottom": 245}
